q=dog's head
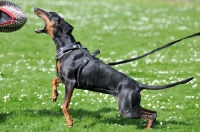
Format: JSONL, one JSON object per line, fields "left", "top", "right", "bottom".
{"left": 34, "top": 7, "right": 73, "bottom": 38}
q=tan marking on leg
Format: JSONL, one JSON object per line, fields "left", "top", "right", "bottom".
{"left": 62, "top": 88, "right": 74, "bottom": 128}
{"left": 140, "top": 107, "right": 157, "bottom": 129}
{"left": 57, "top": 60, "right": 61, "bottom": 72}
{"left": 51, "top": 77, "right": 61, "bottom": 102}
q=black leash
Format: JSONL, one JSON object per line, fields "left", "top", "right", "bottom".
{"left": 108, "top": 31, "right": 200, "bottom": 66}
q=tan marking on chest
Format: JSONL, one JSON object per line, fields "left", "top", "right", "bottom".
{"left": 57, "top": 60, "right": 61, "bottom": 72}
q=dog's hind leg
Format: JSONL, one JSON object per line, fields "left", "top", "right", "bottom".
{"left": 140, "top": 107, "right": 157, "bottom": 114}
{"left": 118, "top": 91, "right": 141, "bottom": 119}
{"left": 51, "top": 77, "right": 61, "bottom": 102}
{"left": 118, "top": 90, "right": 156, "bottom": 129}
{"left": 62, "top": 81, "right": 76, "bottom": 128}
{"left": 140, "top": 107, "right": 157, "bottom": 129}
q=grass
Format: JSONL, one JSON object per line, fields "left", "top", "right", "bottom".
{"left": 0, "top": 0, "right": 199, "bottom": 132}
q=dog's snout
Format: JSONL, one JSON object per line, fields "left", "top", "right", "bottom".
{"left": 34, "top": 7, "right": 38, "bottom": 12}
{"left": 34, "top": 7, "right": 46, "bottom": 14}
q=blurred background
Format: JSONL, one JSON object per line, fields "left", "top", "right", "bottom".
{"left": 0, "top": 0, "right": 199, "bottom": 131}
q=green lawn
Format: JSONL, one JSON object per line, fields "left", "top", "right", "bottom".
{"left": 0, "top": 0, "right": 199, "bottom": 132}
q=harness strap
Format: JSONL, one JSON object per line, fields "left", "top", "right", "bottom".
{"left": 56, "top": 42, "right": 86, "bottom": 82}
{"left": 56, "top": 42, "right": 86, "bottom": 59}
{"left": 77, "top": 50, "right": 100, "bottom": 86}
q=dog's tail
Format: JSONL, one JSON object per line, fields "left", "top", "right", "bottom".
{"left": 139, "top": 77, "right": 193, "bottom": 90}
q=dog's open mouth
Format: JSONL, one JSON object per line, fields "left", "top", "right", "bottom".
{"left": 34, "top": 7, "right": 47, "bottom": 34}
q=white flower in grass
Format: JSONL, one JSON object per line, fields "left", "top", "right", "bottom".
{"left": 151, "top": 95, "right": 156, "bottom": 98}
{"left": 151, "top": 80, "right": 160, "bottom": 85}
{"left": 176, "top": 105, "right": 184, "bottom": 109}
{"left": 186, "top": 96, "right": 194, "bottom": 99}
{"left": 147, "top": 103, "right": 151, "bottom": 107}
{"left": 20, "top": 94, "right": 27, "bottom": 98}
{"left": 110, "top": 51, "right": 116, "bottom": 55}
{"left": 58, "top": 90, "right": 62, "bottom": 94}
{"left": 42, "top": 102, "right": 45, "bottom": 105}
{"left": 3, "top": 94, "right": 10, "bottom": 102}
{"left": 3, "top": 94, "right": 9, "bottom": 100}
{"left": 84, "top": 90, "right": 88, "bottom": 94}
{"left": 192, "top": 84, "right": 197, "bottom": 89}
{"left": 161, "top": 106, "right": 165, "bottom": 109}
{"left": 195, "top": 104, "right": 199, "bottom": 108}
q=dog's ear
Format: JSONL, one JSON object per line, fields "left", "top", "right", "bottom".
{"left": 59, "top": 18, "right": 74, "bottom": 33}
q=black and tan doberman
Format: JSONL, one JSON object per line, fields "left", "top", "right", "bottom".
{"left": 34, "top": 7, "right": 193, "bottom": 129}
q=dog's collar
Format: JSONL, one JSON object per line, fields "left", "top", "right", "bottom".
{"left": 56, "top": 42, "right": 86, "bottom": 59}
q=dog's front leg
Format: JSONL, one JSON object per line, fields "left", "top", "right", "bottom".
{"left": 62, "top": 81, "right": 75, "bottom": 128}
{"left": 51, "top": 77, "right": 61, "bottom": 102}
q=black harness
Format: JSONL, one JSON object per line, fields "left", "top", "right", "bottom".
{"left": 77, "top": 49, "right": 100, "bottom": 86}
{"left": 56, "top": 42, "right": 85, "bottom": 59}
{"left": 55, "top": 42, "right": 100, "bottom": 86}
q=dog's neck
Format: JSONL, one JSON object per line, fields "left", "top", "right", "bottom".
{"left": 53, "top": 33, "right": 76, "bottom": 51}
{"left": 53, "top": 32, "right": 86, "bottom": 60}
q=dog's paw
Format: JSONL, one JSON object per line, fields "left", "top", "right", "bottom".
{"left": 146, "top": 113, "right": 157, "bottom": 129}
{"left": 52, "top": 90, "right": 59, "bottom": 102}
{"left": 67, "top": 119, "right": 73, "bottom": 128}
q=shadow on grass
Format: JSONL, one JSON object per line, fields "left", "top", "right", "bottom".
{"left": 24, "top": 108, "right": 191, "bottom": 129}
{"left": 0, "top": 112, "right": 13, "bottom": 123}
{"left": 24, "top": 108, "right": 63, "bottom": 117}
{"left": 150, "top": 119, "right": 191, "bottom": 130}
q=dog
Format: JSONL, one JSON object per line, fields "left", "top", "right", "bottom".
{"left": 34, "top": 7, "right": 193, "bottom": 129}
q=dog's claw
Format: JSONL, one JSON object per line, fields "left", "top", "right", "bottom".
{"left": 52, "top": 98, "right": 57, "bottom": 102}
